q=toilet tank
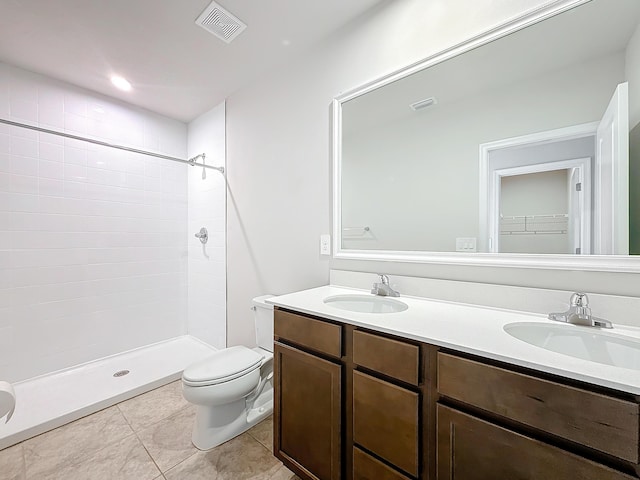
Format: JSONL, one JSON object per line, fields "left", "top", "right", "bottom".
{"left": 253, "top": 295, "right": 274, "bottom": 352}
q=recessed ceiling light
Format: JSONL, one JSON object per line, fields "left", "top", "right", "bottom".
{"left": 111, "top": 75, "right": 132, "bottom": 92}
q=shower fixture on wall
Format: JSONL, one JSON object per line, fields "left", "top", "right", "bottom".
{"left": 188, "top": 153, "right": 204, "bottom": 165}
{"left": 189, "top": 153, "right": 208, "bottom": 179}
{"left": 195, "top": 227, "right": 209, "bottom": 244}
{"left": 0, "top": 118, "right": 225, "bottom": 175}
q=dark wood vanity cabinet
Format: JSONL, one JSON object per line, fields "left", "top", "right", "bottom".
{"left": 274, "top": 341, "right": 342, "bottom": 480}
{"left": 274, "top": 309, "right": 343, "bottom": 480}
{"left": 352, "top": 329, "right": 420, "bottom": 385}
{"left": 353, "top": 447, "right": 412, "bottom": 480}
{"left": 436, "top": 404, "right": 635, "bottom": 480}
{"left": 437, "top": 353, "right": 640, "bottom": 463}
{"left": 273, "top": 307, "right": 640, "bottom": 480}
{"left": 274, "top": 307, "right": 433, "bottom": 480}
{"left": 436, "top": 352, "right": 640, "bottom": 480}
{"left": 352, "top": 328, "right": 424, "bottom": 478}
{"left": 353, "top": 370, "right": 420, "bottom": 477}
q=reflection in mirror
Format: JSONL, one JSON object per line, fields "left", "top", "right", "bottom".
{"left": 337, "top": 0, "right": 640, "bottom": 258}
{"left": 499, "top": 169, "right": 573, "bottom": 255}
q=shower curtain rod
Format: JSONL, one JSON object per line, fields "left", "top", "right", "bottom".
{"left": 0, "top": 117, "right": 225, "bottom": 174}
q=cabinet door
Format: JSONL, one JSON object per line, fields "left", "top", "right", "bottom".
{"left": 274, "top": 341, "right": 342, "bottom": 480}
{"left": 436, "top": 404, "right": 635, "bottom": 480}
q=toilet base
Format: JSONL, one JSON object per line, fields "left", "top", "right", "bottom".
{"left": 191, "top": 388, "right": 273, "bottom": 450}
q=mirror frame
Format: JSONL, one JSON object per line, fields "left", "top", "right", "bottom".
{"left": 332, "top": 0, "right": 640, "bottom": 272}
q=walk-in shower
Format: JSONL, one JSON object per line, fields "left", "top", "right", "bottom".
{"left": 0, "top": 62, "right": 227, "bottom": 449}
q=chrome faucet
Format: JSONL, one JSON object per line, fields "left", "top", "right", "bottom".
{"left": 548, "top": 293, "right": 612, "bottom": 329}
{"left": 371, "top": 274, "right": 400, "bottom": 297}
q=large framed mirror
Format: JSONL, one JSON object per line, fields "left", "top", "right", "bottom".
{"left": 332, "top": 0, "right": 640, "bottom": 271}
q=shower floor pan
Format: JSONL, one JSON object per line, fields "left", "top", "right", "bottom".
{"left": 0, "top": 335, "right": 216, "bottom": 450}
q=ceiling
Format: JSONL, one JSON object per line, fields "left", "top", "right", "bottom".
{"left": 343, "top": 0, "right": 640, "bottom": 135}
{"left": 0, "top": 0, "right": 383, "bottom": 122}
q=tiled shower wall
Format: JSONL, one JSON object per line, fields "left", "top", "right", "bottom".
{"left": 187, "top": 103, "right": 226, "bottom": 349}
{"left": 0, "top": 62, "right": 189, "bottom": 382}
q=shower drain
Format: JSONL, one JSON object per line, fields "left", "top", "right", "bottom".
{"left": 113, "top": 370, "right": 130, "bottom": 378}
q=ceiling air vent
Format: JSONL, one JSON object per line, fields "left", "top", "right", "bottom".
{"left": 195, "top": 1, "right": 247, "bottom": 44}
{"left": 409, "top": 97, "right": 438, "bottom": 111}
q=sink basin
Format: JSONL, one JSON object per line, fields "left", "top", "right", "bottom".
{"left": 323, "top": 294, "right": 408, "bottom": 314}
{"left": 504, "top": 322, "right": 640, "bottom": 370}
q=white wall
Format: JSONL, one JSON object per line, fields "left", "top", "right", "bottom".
{"left": 501, "top": 170, "right": 568, "bottom": 217}
{"left": 187, "top": 102, "right": 226, "bottom": 349}
{"left": 342, "top": 55, "right": 621, "bottom": 252}
{"left": 0, "top": 63, "right": 188, "bottom": 382}
{"left": 225, "top": 0, "right": 607, "bottom": 347}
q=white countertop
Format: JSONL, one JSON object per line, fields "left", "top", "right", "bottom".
{"left": 268, "top": 285, "right": 640, "bottom": 396}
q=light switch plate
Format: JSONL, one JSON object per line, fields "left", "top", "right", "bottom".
{"left": 456, "top": 237, "right": 477, "bottom": 252}
{"left": 320, "top": 234, "right": 331, "bottom": 255}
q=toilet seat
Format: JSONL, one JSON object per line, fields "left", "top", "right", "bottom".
{"left": 183, "top": 346, "right": 264, "bottom": 387}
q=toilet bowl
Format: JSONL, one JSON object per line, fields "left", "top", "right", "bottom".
{"left": 182, "top": 295, "right": 275, "bottom": 450}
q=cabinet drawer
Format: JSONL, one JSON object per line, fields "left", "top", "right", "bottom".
{"left": 274, "top": 309, "right": 342, "bottom": 358}
{"left": 353, "top": 330, "right": 420, "bottom": 385}
{"left": 353, "top": 371, "right": 419, "bottom": 477}
{"left": 437, "top": 404, "right": 635, "bottom": 480}
{"left": 353, "top": 447, "right": 411, "bottom": 480}
{"left": 437, "top": 353, "right": 640, "bottom": 463}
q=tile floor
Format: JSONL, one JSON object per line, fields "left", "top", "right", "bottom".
{"left": 0, "top": 381, "right": 299, "bottom": 480}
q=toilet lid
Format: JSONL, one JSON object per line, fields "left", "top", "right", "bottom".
{"left": 182, "top": 346, "right": 263, "bottom": 386}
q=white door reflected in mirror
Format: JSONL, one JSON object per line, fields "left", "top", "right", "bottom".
{"left": 593, "top": 82, "right": 629, "bottom": 255}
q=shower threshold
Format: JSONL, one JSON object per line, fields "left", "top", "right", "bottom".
{"left": 0, "top": 336, "right": 216, "bottom": 450}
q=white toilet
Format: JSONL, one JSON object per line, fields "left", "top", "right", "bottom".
{"left": 182, "top": 295, "right": 275, "bottom": 450}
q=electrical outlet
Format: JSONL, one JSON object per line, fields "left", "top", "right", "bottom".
{"left": 320, "top": 234, "right": 331, "bottom": 255}
{"left": 456, "top": 237, "right": 477, "bottom": 252}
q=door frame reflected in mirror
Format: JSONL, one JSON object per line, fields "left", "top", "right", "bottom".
{"left": 479, "top": 123, "right": 597, "bottom": 255}
{"left": 490, "top": 160, "right": 589, "bottom": 255}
